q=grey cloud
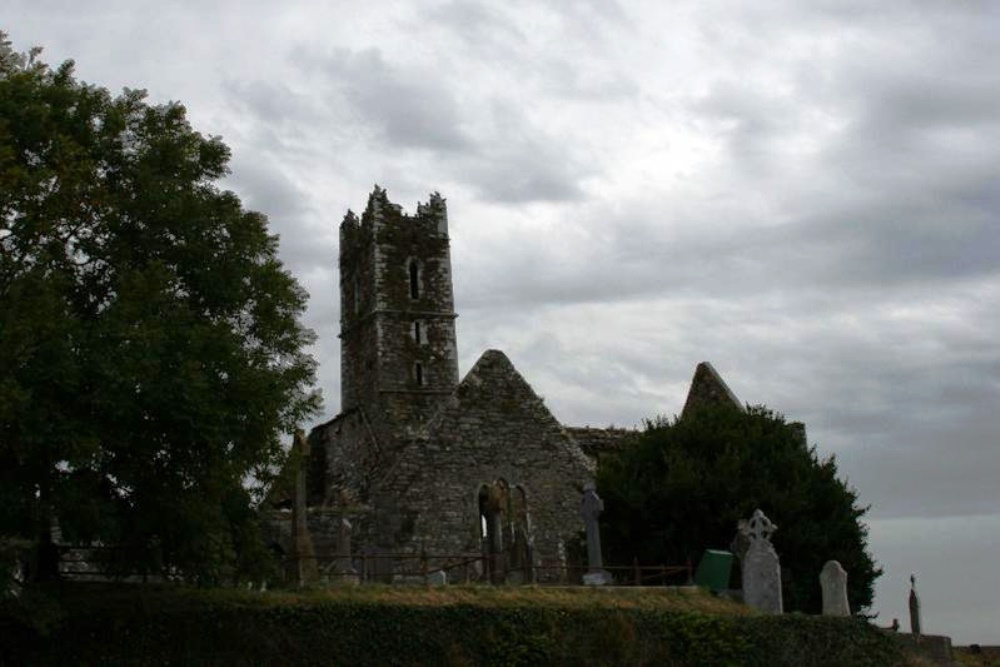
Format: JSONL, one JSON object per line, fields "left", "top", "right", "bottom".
{"left": 425, "top": 1, "right": 528, "bottom": 55}
{"left": 457, "top": 183, "right": 1000, "bottom": 316}
{"left": 454, "top": 101, "right": 592, "bottom": 203}
{"left": 538, "top": 58, "right": 641, "bottom": 101}
{"left": 424, "top": 0, "right": 640, "bottom": 105}
{"left": 317, "top": 47, "right": 472, "bottom": 152}
{"left": 280, "top": 44, "right": 594, "bottom": 203}
{"left": 223, "top": 158, "right": 337, "bottom": 278}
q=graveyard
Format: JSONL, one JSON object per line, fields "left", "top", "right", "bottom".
{"left": 0, "top": 497, "right": 951, "bottom": 665}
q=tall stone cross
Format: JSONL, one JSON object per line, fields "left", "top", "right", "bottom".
{"left": 580, "top": 484, "right": 611, "bottom": 585}
{"left": 290, "top": 430, "right": 319, "bottom": 584}
{"left": 909, "top": 573, "right": 921, "bottom": 636}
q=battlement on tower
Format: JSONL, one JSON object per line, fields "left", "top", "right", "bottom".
{"left": 340, "top": 186, "right": 448, "bottom": 253}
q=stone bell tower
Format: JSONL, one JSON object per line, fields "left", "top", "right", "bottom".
{"left": 338, "top": 186, "right": 459, "bottom": 436}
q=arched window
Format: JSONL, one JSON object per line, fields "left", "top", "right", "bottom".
{"left": 408, "top": 259, "right": 420, "bottom": 299}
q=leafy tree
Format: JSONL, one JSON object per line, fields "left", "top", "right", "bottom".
{"left": 0, "top": 34, "right": 320, "bottom": 583}
{"left": 597, "top": 404, "right": 880, "bottom": 613}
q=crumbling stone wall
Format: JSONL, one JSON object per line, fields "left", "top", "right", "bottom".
{"left": 307, "top": 410, "right": 381, "bottom": 507}
{"left": 373, "top": 350, "right": 595, "bottom": 565}
{"left": 681, "top": 361, "right": 744, "bottom": 417}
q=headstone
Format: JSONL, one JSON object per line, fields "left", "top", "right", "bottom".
{"left": 426, "top": 569, "right": 447, "bottom": 586}
{"left": 909, "top": 573, "right": 921, "bottom": 636}
{"left": 583, "top": 571, "right": 612, "bottom": 586}
{"left": 336, "top": 519, "right": 353, "bottom": 569}
{"left": 331, "top": 518, "right": 358, "bottom": 585}
{"left": 580, "top": 484, "right": 612, "bottom": 585}
{"left": 820, "top": 560, "right": 850, "bottom": 616}
{"left": 741, "top": 509, "right": 782, "bottom": 614}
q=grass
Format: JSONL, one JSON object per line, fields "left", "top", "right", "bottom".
{"left": 266, "top": 583, "right": 749, "bottom": 610}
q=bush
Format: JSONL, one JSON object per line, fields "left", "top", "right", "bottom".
{"left": 0, "top": 586, "right": 903, "bottom": 666}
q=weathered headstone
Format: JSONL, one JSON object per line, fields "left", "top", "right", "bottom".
{"left": 909, "top": 573, "right": 921, "bottom": 636}
{"left": 426, "top": 569, "right": 448, "bottom": 586}
{"left": 741, "top": 509, "right": 782, "bottom": 614}
{"left": 581, "top": 484, "right": 612, "bottom": 585}
{"left": 820, "top": 560, "right": 850, "bottom": 616}
{"left": 331, "top": 518, "right": 358, "bottom": 585}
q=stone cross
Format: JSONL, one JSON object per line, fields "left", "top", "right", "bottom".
{"left": 741, "top": 509, "right": 783, "bottom": 614}
{"left": 747, "top": 509, "right": 776, "bottom": 542}
{"left": 820, "top": 560, "right": 850, "bottom": 616}
{"left": 580, "top": 484, "right": 611, "bottom": 585}
{"left": 909, "top": 573, "right": 921, "bottom": 636}
{"left": 289, "top": 430, "right": 319, "bottom": 585}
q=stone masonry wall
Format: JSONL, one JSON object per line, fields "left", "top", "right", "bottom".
{"left": 339, "top": 187, "right": 459, "bottom": 436}
{"left": 369, "top": 350, "right": 596, "bottom": 570}
{"left": 308, "top": 410, "right": 380, "bottom": 508}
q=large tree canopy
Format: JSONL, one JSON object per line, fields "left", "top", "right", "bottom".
{"left": 0, "top": 35, "right": 320, "bottom": 582}
{"left": 597, "top": 404, "right": 880, "bottom": 613}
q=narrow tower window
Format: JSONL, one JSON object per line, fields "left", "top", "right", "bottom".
{"left": 414, "top": 362, "right": 424, "bottom": 386}
{"left": 408, "top": 259, "right": 420, "bottom": 299}
{"left": 412, "top": 320, "right": 425, "bottom": 345}
{"left": 353, "top": 274, "right": 361, "bottom": 314}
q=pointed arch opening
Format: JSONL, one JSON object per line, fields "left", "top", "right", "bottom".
{"left": 478, "top": 479, "right": 509, "bottom": 584}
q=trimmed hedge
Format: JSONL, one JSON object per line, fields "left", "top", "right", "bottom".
{"left": 0, "top": 587, "right": 904, "bottom": 666}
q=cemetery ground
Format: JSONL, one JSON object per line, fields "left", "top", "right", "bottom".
{"left": 0, "top": 583, "right": 912, "bottom": 666}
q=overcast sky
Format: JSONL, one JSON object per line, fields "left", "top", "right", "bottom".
{"left": 6, "top": 0, "right": 998, "bottom": 643}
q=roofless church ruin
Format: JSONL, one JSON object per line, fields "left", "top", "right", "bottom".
{"left": 266, "top": 187, "right": 742, "bottom": 582}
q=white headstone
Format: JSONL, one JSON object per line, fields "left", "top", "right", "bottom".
{"left": 820, "top": 560, "right": 850, "bottom": 616}
{"left": 741, "top": 510, "right": 783, "bottom": 614}
{"left": 426, "top": 569, "right": 448, "bottom": 586}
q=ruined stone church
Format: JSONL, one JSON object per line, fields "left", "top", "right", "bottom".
{"left": 268, "top": 186, "right": 743, "bottom": 581}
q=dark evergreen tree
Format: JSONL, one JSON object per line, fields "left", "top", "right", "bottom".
{"left": 597, "top": 403, "right": 880, "bottom": 613}
{"left": 0, "top": 34, "right": 319, "bottom": 583}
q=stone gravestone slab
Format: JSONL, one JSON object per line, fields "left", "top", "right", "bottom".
{"left": 581, "top": 484, "right": 612, "bottom": 585}
{"left": 820, "top": 560, "right": 850, "bottom": 616}
{"left": 741, "top": 509, "right": 783, "bottom": 614}
{"left": 331, "top": 518, "right": 358, "bottom": 585}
